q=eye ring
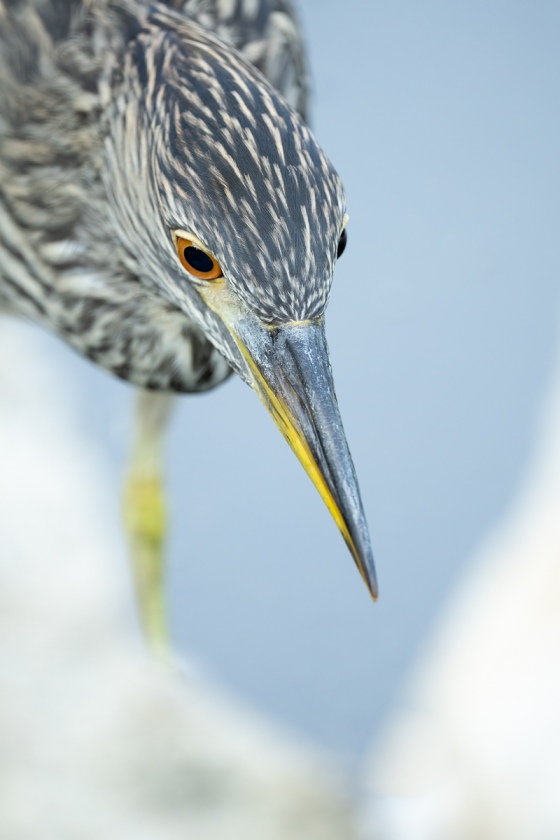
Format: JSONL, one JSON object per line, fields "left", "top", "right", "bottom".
{"left": 174, "top": 233, "right": 223, "bottom": 281}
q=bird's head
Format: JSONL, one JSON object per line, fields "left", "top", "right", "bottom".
{"left": 105, "top": 6, "right": 377, "bottom": 598}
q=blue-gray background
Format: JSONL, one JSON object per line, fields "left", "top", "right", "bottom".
{"left": 37, "top": 1, "right": 560, "bottom": 767}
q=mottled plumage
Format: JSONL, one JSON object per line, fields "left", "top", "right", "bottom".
{"left": 0, "top": 0, "right": 378, "bottom": 599}
{"left": 0, "top": 0, "right": 320, "bottom": 391}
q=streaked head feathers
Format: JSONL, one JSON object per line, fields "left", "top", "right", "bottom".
{"left": 130, "top": 6, "right": 346, "bottom": 325}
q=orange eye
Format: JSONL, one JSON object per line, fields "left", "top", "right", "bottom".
{"left": 175, "top": 236, "right": 223, "bottom": 281}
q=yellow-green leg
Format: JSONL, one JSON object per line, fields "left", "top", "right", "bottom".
{"left": 123, "top": 390, "right": 174, "bottom": 655}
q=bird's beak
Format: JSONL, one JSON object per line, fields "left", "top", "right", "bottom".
{"left": 233, "top": 318, "right": 378, "bottom": 599}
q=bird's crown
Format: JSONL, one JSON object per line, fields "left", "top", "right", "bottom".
{"left": 126, "top": 5, "right": 347, "bottom": 325}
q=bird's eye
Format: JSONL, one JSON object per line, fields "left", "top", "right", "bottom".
{"left": 175, "top": 236, "right": 223, "bottom": 281}
{"left": 337, "top": 228, "right": 348, "bottom": 259}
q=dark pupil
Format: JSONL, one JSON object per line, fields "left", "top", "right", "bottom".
{"left": 184, "top": 246, "right": 214, "bottom": 273}
{"left": 337, "top": 228, "right": 348, "bottom": 258}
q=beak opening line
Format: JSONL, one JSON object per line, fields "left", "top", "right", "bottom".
{"left": 232, "top": 320, "right": 378, "bottom": 600}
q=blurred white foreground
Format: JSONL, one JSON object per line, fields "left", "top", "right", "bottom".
{"left": 4, "top": 314, "right": 560, "bottom": 840}
{"left": 0, "top": 319, "right": 354, "bottom": 840}
{"left": 364, "top": 331, "right": 560, "bottom": 838}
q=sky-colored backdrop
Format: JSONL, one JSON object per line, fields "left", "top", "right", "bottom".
{"left": 29, "top": 0, "right": 560, "bottom": 768}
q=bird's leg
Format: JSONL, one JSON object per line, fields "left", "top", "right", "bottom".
{"left": 123, "top": 390, "right": 174, "bottom": 655}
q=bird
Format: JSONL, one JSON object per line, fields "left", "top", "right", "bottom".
{"left": 0, "top": 0, "right": 377, "bottom": 647}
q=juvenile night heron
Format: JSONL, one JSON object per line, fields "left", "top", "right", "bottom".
{"left": 0, "top": 0, "right": 377, "bottom": 646}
